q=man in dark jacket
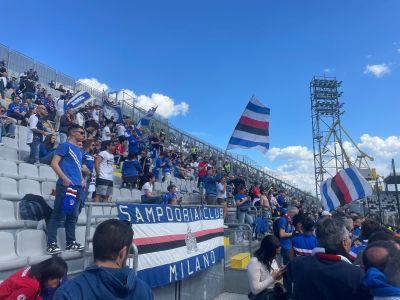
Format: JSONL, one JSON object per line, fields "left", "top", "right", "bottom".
{"left": 54, "top": 219, "right": 153, "bottom": 300}
{"left": 287, "top": 217, "right": 372, "bottom": 300}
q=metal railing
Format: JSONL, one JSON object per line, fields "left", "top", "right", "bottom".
{"left": 0, "top": 41, "right": 317, "bottom": 202}
{"left": 83, "top": 202, "right": 139, "bottom": 270}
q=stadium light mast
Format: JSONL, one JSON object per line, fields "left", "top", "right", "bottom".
{"left": 310, "top": 76, "right": 345, "bottom": 199}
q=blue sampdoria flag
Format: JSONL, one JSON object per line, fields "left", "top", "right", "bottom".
{"left": 103, "top": 99, "right": 123, "bottom": 123}
{"left": 64, "top": 91, "right": 93, "bottom": 110}
{"left": 320, "top": 166, "right": 373, "bottom": 211}
{"left": 137, "top": 106, "right": 157, "bottom": 129}
{"left": 227, "top": 96, "right": 270, "bottom": 154}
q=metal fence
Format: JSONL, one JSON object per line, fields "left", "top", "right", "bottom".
{"left": 0, "top": 41, "right": 316, "bottom": 202}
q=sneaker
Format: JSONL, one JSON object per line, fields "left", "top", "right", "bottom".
{"left": 66, "top": 241, "right": 85, "bottom": 251}
{"left": 47, "top": 243, "right": 62, "bottom": 255}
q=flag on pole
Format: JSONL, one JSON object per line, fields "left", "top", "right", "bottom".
{"left": 227, "top": 96, "right": 270, "bottom": 154}
{"left": 320, "top": 166, "right": 373, "bottom": 211}
{"left": 137, "top": 106, "right": 157, "bottom": 129}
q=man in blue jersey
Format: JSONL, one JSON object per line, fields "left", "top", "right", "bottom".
{"left": 292, "top": 215, "right": 318, "bottom": 256}
{"left": 47, "top": 124, "right": 86, "bottom": 254}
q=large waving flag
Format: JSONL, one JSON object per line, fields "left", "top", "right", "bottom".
{"left": 137, "top": 106, "right": 157, "bottom": 129}
{"left": 227, "top": 96, "right": 270, "bottom": 154}
{"left": 320, "top": 166, "right": 373, "bottom": 211}
{"left": 64, "top": 91, "right": 94, "bottom": 110}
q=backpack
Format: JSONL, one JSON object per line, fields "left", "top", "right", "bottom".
{"left": 272, "top": 217, "right": 281, "bottom": 238}
{"left": 19, "top": 194, "right": 53, "bottom": 224}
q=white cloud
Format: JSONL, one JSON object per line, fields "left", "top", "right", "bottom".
{"left": 265, "top": 135, "right": 400, "bottom": 193}
{"left": 77, "top": 78, "right": 109, "bottom": 91}
{"left": 77, "top": 78, "right": 189, "bottom": 119}
{"left": 397, "top": 48, "right": 400, "bottom": 54}
{"left": 323, "top": 68, "right": 334, "bottom": 73}
{"left": 363, "top": 64, "right": 390, "bottom": 78}
{"left": 136, "top": 93, "right": 189, "bottom": 118}
{"left": 266, "top": 146, "right": 313, "bottom": 161}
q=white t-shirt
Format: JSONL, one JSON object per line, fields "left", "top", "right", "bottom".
{"left": 92, "top": 110, "right": 100, "bottom": 122}
{"left": 98, "top": 150, "right": 114, "bottom": 181}
{"left": 217, "top": 182, "right": 227, "bottom": 199}
{"left": 117, "top": 124, "right": 126, "bottom": 137}
{"left": 26, "top": 114, "right": 39, "bottom": 144}
{"left": 141, "top": 182, "right": 153, "bottom": 196}
{"left": 102, "top": 126, "right": 111, "bottom": 141}
{"left": 55, "top": 98, "right": 65, "bottom": 114}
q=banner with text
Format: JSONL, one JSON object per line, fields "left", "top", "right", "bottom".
{"left": 117, "top": 204, "right": 225, "bottom": 288}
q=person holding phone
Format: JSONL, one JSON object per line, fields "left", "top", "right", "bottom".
{"left": 247, "top": 235, "right": 286, "bottom": 299}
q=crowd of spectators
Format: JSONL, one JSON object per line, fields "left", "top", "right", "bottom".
{"left": 247, "top": 202, "right": 400, "bottom": 299}
{"left": 4, "top": 65, "right": 400, "bottom": 300}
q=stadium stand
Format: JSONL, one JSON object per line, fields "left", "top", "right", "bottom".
{"left": 0, "top": 43, "right": 320, "bottom": 300}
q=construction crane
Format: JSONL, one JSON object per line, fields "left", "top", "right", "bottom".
{"left": 322, "top": 119, "right": 375, "bottom": 180}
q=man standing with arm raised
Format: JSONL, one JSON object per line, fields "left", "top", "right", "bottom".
{"left": 47, "top": 124, "right": 86, "bottom": 254}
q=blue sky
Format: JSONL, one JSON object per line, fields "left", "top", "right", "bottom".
{"left": 2, "top": 0, "right": 400, "bottom": 191}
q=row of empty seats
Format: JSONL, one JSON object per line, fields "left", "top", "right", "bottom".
{"left": 0, "top": 227, "right": 94, "bottom": 273}
{"left": 0, "top": 160, "right": 56, "bottom": 181}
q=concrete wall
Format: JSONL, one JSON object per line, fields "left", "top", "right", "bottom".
{"left": 153, "top": 261, "right": 225, "bottom": 300}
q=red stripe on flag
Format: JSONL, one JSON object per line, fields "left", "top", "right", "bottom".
{"left": 335, "top": 173, "right": 353, "bottom": 204}
{"left": 133, "top": 227, "right": 224, "bottom": 246}
{"left": 239, "top": 116, "right": 269, "bottom": 130}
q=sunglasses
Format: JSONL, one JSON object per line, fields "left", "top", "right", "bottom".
{"left": 75, "top": 131, "right": 85, "bottom": 135}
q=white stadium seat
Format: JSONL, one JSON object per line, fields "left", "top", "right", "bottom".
{"left": 39, "top": 165, "right": 57, "bottom": 181}
{"left": 131, "top": 189, "right": 142, "bottom": 202}
{"left": 119, "top": 188, "right": 132, "bottom": 202}
{"left": 0, "top": 232, "right": 28, "bottom": 271}
{"left": 0, "top": 160, "right": 19, "bottom": 179}
{"left": 2, "top": 137, "right": 18, "bottom": 150}
{"left": 0, "top": 177, "right": 20, "bottom": 200}
{"left": 16, "top": 230, "right": 51, "bottom": 264}
{"left": 18, "top": 163, "right": 39, "bottom": 180}
{"left": 41, "top": 181, "right": 56, "bottom": 201}
{"left": 0, "top": 200, "right": 24, "bottom": 229}
{"left": 112, "top": 187, "right": 121, "bottom": 201}
{"left": 0, "top": 146, "right": 19, "bottom": 161}
{"left": 18, "top": 179, "right": 41, "bottom": 197}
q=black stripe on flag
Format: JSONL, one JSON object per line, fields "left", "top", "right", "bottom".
{"left": 331, "top": 176, "right": 346, "bottom": 207}
{"left": 234, "top": 123, "right": 269, "bottom": 136}
{"left": 137, "top": 231, "right": 223, "bottom": 255}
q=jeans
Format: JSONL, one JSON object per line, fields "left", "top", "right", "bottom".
{"left": 39, "top": 151, "right": 54, "bottom": 165}
{"left": 27, "top": 140, "right": 41, "bottom": 163}
{"left": 55, "top": 112, "right": 63, "bottom": 131}
{"left": 205, "top": 195, "right": 217, "bottom": 205}
{"left": 281, "top": 248, "right": 293, "bottom": 296}
{"left": 238, "top": 209, "right": 254, "bottom": 225}
{"left": 0, "top": 122, "right": 16, "bottom": 142}
{"left": 47, "top": 184, "right": 82, "bottom": 245}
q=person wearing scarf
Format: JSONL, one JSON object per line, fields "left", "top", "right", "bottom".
{"left": 287, "top": 217, "right": 372, "bottom": 300}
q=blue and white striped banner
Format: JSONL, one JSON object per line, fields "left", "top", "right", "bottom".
{"left": 320, "top": 166, "right": 373, "bottom": 211}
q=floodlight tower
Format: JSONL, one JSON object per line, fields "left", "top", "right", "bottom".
{"left": 310, "top": 76, "right": 345, "bottom": 199}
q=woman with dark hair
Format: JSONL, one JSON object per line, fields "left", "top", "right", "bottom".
{"left": 0, "top": 256, "right": 67, "bottom": 299}
{"left": 39, "top": 134, "right": 56, "bottom": 165}
{"left": 247, "top": 235, "right": 286, "bottom": 299}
